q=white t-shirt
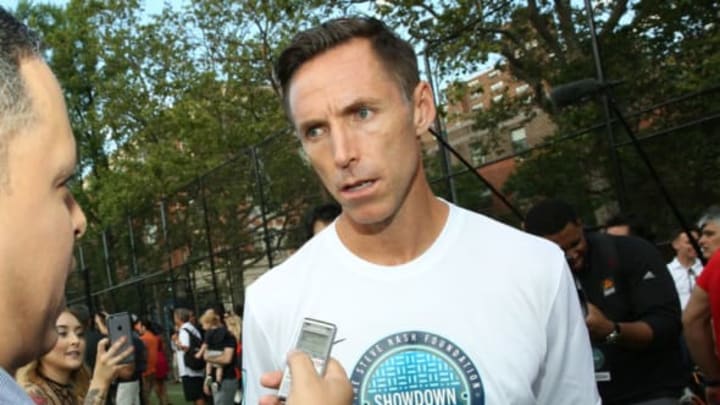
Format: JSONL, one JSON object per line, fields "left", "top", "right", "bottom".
{"left": 178, "top": 322, "right": 204, "bottom": 377}
{"left": 667, "top": 257, "right": 704, "bottom": 310}
{"left": 242, "top": 202, "right": 599, "bottom": 404}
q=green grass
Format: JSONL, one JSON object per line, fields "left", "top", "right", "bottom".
{"left": 147, "top": 380, "right": 190, "bottom": 404}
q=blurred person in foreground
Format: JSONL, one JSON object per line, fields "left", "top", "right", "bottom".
{"left": 0, "top": 6, "right": 89, "bottom": 403}
{"left": 684, "top": 206, "right": 720, "bottom": 404}
{"left": 243, "top": 16, "right": 598, "bottom": 405}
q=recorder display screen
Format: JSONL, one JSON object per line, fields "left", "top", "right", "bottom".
{"left": 298, "top": 329, "right": 330, "bottom": 357}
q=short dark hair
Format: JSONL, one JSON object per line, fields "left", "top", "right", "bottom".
{"left": 304, "top": 202, "right": 341, "bottom": 240}
{"left": 275, "top": 16, "right": 419, "bottom": 114}
{"left": 0, "top": 7, "right": 41, "bottom": 184}
{"left": 524, "top": 199, "right": 579, "bottom": 236}
{"left": 605, "top": 212, "right": 654, "bottom": 241}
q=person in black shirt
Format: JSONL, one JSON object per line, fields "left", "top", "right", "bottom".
{"left": 525, "top": 199, "right": 687, "bottom": 405}
{"left": 199, "top": 309, "right": 236, "bottom": 405}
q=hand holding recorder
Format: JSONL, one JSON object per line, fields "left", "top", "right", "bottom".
{"left": 259, "top": 352, "right": 352, "bottom": 405}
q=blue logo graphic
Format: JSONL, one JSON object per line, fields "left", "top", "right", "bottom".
{"left": 350, "top": 331, "right": 484, "bottom": 405}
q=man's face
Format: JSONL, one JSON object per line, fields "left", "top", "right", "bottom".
{"left": 700, "top": 220, "right": 720, "bottom": 259}
{"left": 544, "top": 221, "right": 588, "bottom": 272}
{"left": 287, "top": 38, "right": 434, "bottom": 228}
{"left": 0, "top": 58, "right": 87, "bottom": 366}
{"left": 672, "top": 231, "right": 698, "bottom": 261}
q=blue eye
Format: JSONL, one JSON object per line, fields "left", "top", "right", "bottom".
{"left": 357, "top": 107, "right": 371, "bottom": 119}
{"left": 306, "top": 127, "right": 323, "bottom": 139}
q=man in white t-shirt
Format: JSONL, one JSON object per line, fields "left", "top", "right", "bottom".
{"left": 174, "top": 308, "right": 206, "bottom": 405}
{"left": 667, "top": 229, "right": 704, "bottom": 310}
{"left": 243, "top": 16, "right": 599, "bottom": 405}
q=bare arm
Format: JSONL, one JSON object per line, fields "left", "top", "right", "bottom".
{"left": 195, "top": 343, "right": 207, "bottom": 359}
{"left": 683, "top": 287, "right": 720, "bottom": 378}
{"left": 205, "top": 347, "right": 234, "bottom": 366}
{"left": 83, "top": 388, "right": 107, "bottom": 405}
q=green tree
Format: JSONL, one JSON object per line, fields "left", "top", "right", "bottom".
{"left": 348, "top": 0, "right": 720, "bottom": 234}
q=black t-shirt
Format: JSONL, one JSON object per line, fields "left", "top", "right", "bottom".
{"left": 205, "top": 327, "right": 227, "bottom": 350}
{"left": 578, "top": 232, "right": 687, "bottom": 404}
{"left": 206, "top": 326, "right": 236, "bottom": 380}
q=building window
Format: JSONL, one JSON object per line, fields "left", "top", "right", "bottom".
{"left": 490, "top": 81, "right": 505, "bottom": 93}
{"left": 515, "top": 84, "right": 530, "bottom": 96}
{"left": 488, "top": 70, "right": 499, "bottom": 78}
{"left": 492, "top": 94, "right": 504, "bottom": 103}
{"left": 470, "top": 87, "right": 483, "bottom": 98}
{"left": 471, "top": 102, "right": 484, "bottom": 112}
{"left": 511, "top": 127, "right": 528, "bottom": 153}
{"left": 470, "top": 141, "right": 486, "bottom": 166}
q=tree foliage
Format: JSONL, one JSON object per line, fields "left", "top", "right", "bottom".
{"left": 348, "top": 0, "right": 720, "bottom": 234}
{"left": 12, "top": 0, "right": 720, "bottom": 306}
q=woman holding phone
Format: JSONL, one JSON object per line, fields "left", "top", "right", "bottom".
{"left": 16, "top": 307, "right": 133, "bottom": 404}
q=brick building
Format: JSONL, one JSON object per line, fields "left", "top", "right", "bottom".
{"left": 422, "top": 66, "right": 556, "bottom": 213}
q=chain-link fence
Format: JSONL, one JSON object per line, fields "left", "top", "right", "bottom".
{"left": 66, "top": 130, "right": 330, "bottom": 331}
{"left": 66, "top": 85, "right": 720, "bottom": 331}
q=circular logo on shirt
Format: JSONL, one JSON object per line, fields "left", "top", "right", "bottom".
{"left": 350, "top": 331, "right": 484, "bottom": 405}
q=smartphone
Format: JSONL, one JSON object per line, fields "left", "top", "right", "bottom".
{"left": 106, "top": 312, "right": 135, "bottom": 364}
{"left": 277, "top": 318, "right": 337, "bottom": 402}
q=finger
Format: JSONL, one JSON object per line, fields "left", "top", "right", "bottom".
{"left": 322, "top": 358, "right": 352, "bottom": 402}
{"left": 260, "top": 370, "right": 283, "bottom": 389}
{"left": 111, "top": 346, "right": 134, "bottom": 364}
{"left": 285, "top": 351, "right": 318, "bottom": 387}
{"left": 105, "top": 336, "right": 128, "bottom": 356}
{"left": 259, "top": 394, "right": 282, "bottom": 405}
{"left": 96, "top": 337, "right": 110, "bottom": 355}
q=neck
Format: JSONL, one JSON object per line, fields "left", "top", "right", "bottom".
{"left": 39, "top": 362, "right": 71, "bottom": 385}
{"left": 677, "top": 255, "right": 695, "bottom": 268}
{"left": 337, "top": 176, "right": 448, "bottom": 266}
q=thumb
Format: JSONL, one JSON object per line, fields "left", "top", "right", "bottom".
{"left": 285, "top": 351, "right": 318, "bottom": 386}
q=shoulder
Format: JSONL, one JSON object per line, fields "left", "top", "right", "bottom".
{"left": 246, "top": 228, "right": 331, "bottom": 299}
{"left": 707, "top": 251, "right": 720, "bottom": 270}
{"left": 609, "top": 234, "right": 661, "bottom": 257}
{"left": 449, "top": 204, "right": 569, "bottom": 290}
{"left": 698, "top": 252, "right": 720, "bottom": 287}
{"left": 452, "top": 204, "right": 567, "bottom": 263}
{"left": 589, "top": 233, "right": 663, "bottom": 267}
{"left": 221, "top": 328, "right": 236, "bottom": 346}
{"left": 22, "top": 382, "right": 51, "bottom": 405}
{"left": 181, "top": 322, "right": 197, "bottom": 331}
